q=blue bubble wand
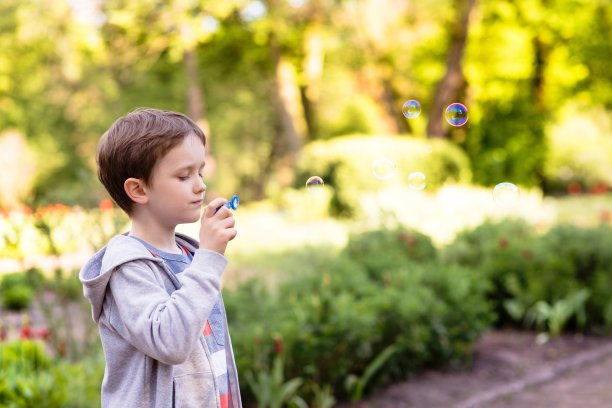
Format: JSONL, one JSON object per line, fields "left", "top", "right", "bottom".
{"left": 215, "top": 194, "right": 239, "bottom": 213}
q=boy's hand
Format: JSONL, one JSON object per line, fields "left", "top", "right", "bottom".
{"left": 199, "top": 197, "right": 237, "bottom": 254}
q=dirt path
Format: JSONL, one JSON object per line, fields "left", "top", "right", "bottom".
{"left": 486, "top": 351, "right": 612, "bottom": 408}
{"left": 344, "top": 330, "right": 612, "bottom": 408}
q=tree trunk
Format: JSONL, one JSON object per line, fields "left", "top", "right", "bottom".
{"left": 184, "top": 47, "right": 215, "bottom": 179}
{"left": 270, "top": 42, "right": 305, "bottom": 166}
{"left": 300, "top": 23, "right": 325, "bottom": 140}
{"left": 183, "top": 47, "right": 209, "bottom": 136}
{"left": 378, "top": 59, "right": 406, "bottom": 134}
{"left": 532, "top": 36, "right": 550, "bottom": 113}
{"left": 426, "top": 0, "right": 477, "bottom": 138}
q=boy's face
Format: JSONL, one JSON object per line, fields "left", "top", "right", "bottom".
{"left": 144, "top": 133, "right": 206, "bottom": 226}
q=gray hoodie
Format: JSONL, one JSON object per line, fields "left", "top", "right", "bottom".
{"left": 79, "top": 233, "right": 242, "bottom": 408}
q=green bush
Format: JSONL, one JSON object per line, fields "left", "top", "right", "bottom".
{"left": 2, "top": 284, "right": 34, "bottom": 311}
{"left": 526, "top": 224, "right": 612, "bottom": 332}
{"left": 442, "top": 218, "right": 536, "bottom": 326}
{"left": 227, "top": 234, "right": 492, "bottom": 405}
{"left": 295, "top": 135, "right": 472, "bottom": 217}
{"left": 0, "top": 269, "right": 44, "bottom": 311}
{"left": 0, "top": 340, "right": 68, "bottom": 407}
{"left": 443, "top": 220, "right": 612, "bottom": 334}
{"left": 343, "top": 227, "right": 438, "bottom": 281}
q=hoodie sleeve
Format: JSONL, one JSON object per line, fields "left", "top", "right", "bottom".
{"left": 108, "top": 249, "right": 227, "bottom": 365}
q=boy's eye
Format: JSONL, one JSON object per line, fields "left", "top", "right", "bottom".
{"left": 179, "top": 176, "right": 190, "bottom": 181}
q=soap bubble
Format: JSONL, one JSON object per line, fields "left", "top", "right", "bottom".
{"left": 305, "top": 176, "right": 324, "bottom": 193}
{"left": 407, "top": 172, "right": 427, "bottom": 191}
{"left": 402, "top": 100, "right": 421, "bottom": 119}
{"left": 372, "top": 158, "right": 397, "bottom": 180}
{"left": 445, "top": 103, "right": 468, "bottom": 127}
{"left": 493, "top": 182, "right": 519, "bottom": 208}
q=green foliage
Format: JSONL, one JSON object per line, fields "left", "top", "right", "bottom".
{"left": 442, "top": 218, "right": 535, "bottom": 325}
{"left": 54, "top": 353, "right": 105, "bottom": 408}
{"left": 527, "top": 224, "right": 612, "bottom": 332}
{"left": 0, "top": 271, "right": 42, "bottom": 311}
{"left": 345, "top": 344, "right": 398, "bottom": 402}
{"left": 1, "top": 285, "right": 33, "bottom": 311}
{"left": 543, "top": 108, "right": 612, "bottom": 194}
{"left": 524, "top": 289, "right": 590, "bottom": 336}
{"left": 444, "top": 220, "right": 612, "bottom": 334}
{"left": 227, "top": 232, "right": 493, "bottom": 405}
{"left": 245, "top": 355, "right": 306, "bottom": 408}
{"left": 0, "top": 340, "right": 103, "bottom": 408}
{"left": 295, "top": 135, "right": 472, "bottom": 217}
{"left": 343, "top": 226, "right": 437, "bottom": 280}
{"left": 0, "top": 0, "right": 609, "bottom": 205}
{"left": 464, "top": 94, "right": 546, "bottom": 188}
{"left": 0, "top": 340, "right": 68, "bottom": 407}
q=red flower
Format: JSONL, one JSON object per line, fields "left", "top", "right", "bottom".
{"left": 273, "top": 334, "right": 284, "bottom": 355}
{"left": 35, "top": 327, "right": 51, "bottom": 341}
{"left": 498, "top": 237, "right": 509, "bottom": 249}
{"left": 99, "top": 198, "right": 114, "bottom": 211}
{"left": 19, "top": 324, "right": 32, "bottom": 340}
{"left": 601, "top": 210, "right": 611, "bottom": 224}
{"left": 590, "top": 182, "right": 608, "bottom": 195}
{"left": 568, "top": 182, "right": 582, "bottom": 195}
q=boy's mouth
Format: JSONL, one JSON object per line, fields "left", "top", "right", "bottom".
{"left": 191, "top": 199, "right": 203, "bottom": 206}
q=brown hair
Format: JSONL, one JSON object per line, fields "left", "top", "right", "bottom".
{"left": 96, "top": 108, "right": 206, "bottom": 215}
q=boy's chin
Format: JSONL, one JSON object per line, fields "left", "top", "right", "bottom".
{"left": 183, "top": 214, "right": 201, "bottom": 224}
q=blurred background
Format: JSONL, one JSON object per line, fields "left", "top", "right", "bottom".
{"left": 0, "top": 0, "right": 611, "bottom": 407}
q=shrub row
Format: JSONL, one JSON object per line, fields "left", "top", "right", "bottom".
{"left": 225, "top": 227, "right": 493, "bottom": 406}
{"left": 443, "top": 219, "right": 612, "bottom": 334}
{"left": 0, "top": 339, "right": 104, "bottom": 408}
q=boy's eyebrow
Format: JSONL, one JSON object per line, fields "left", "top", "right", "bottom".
{"left": 176, "top": 162, "right": 206, "bottom": 171}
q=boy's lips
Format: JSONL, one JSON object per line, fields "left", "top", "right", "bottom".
{"left": 191, "top": 199, "right": 203, "bottom": 205}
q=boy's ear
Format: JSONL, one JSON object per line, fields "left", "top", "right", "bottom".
{"left": 124, "top": 178, "right": 149, "bottom": 204}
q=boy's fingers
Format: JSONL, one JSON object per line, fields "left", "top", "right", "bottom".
{"left": 204, "top": 198, "right": 228, "bottom": 217}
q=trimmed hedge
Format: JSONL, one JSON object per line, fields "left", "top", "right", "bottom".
{"left": 294, "top": 135, "right": 472, "bottom": 217}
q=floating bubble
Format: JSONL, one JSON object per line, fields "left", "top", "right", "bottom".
{"left": 305, "top": 176, "right": 324, "bottom": 193}
{"left": 402, "top": 100, "right": 421, "bottom": 119}
{"left": 493, "top": 182, "right": 519, "bottom": 208}
{"left": 407, "top": 172, "right": 427, "bottom": 191}
{"left": 445, "top": 103, "right": 468, "bottom": 127}
{"left": 372, "top": 158, "right": 397, "bottom": 180}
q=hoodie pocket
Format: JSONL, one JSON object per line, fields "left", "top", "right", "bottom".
{"left": 173, "top": 371, "right": 217, "bottom": 408}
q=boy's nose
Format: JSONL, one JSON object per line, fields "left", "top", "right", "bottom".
{"left": 195, "top": 179, "right": 206, "bottom": 193}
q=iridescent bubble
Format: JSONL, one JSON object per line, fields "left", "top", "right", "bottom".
{"left": 305, "top": 176, "right": 324, "bottom": 193}
{"left": 493, "top": 182, "right": 519, "bottom": 208}
{"left": 402, "top": 100, "right": 421, "bottom": 119}
{"left": 372, "top": 158, "right": 397, "bottom": 180}
{"left": 407, "top": 172, "right": 427, "bottom": 191}
{"left": 445, "top": 103, "right": 469, "bottom": 127}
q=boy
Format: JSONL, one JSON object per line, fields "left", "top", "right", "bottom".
{"left": 79, "top": 108, "right": 241, "bottom": 408}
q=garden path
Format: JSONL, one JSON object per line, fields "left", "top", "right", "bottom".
{"left": 344, "top": 330, "right": 612, "bottom": 408}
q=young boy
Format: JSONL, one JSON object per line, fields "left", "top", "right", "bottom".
{"left": 79, "top": 108, "right": 242, "bottom": 408}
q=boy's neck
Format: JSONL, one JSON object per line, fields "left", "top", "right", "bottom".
{"left": 128, "top": 213, "right": 181, "bottom": 254}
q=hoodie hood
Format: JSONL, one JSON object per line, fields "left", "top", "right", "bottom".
{"left": 79, "top": 232, "right": 200, "bottom": 323}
